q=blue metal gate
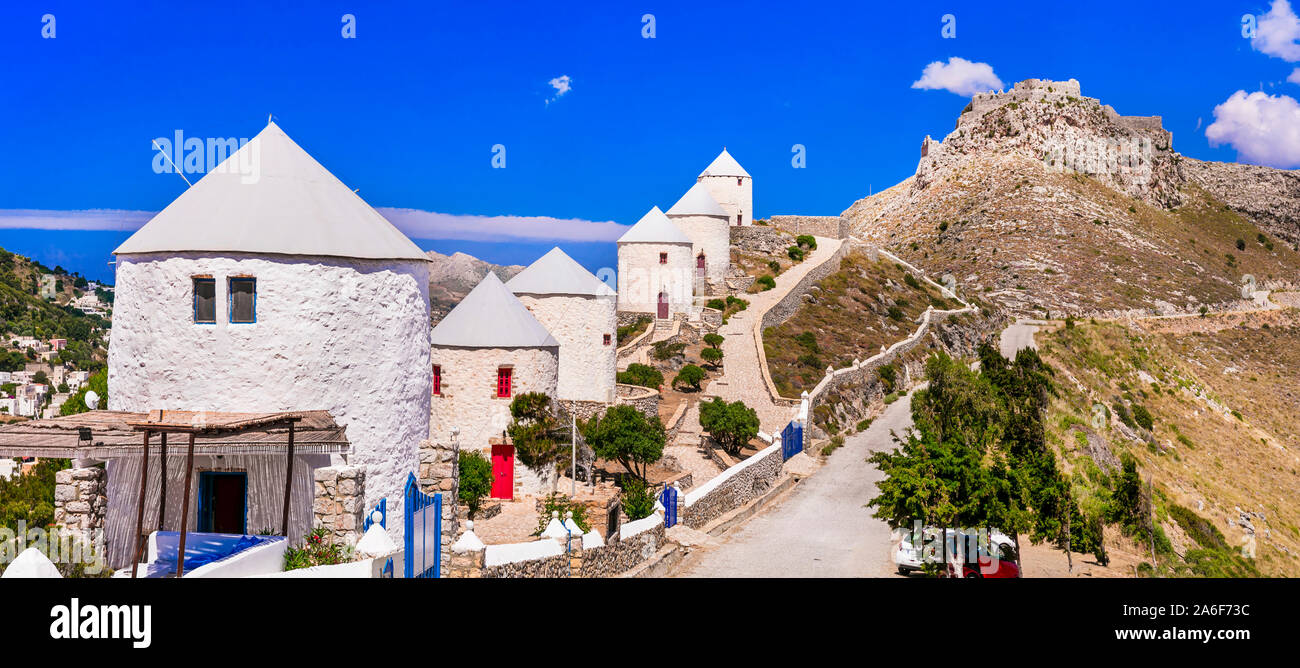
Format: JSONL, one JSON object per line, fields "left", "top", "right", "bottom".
{"left": 659, "top": 485, "right": 678, "bottom": 528}
{"left": 779, "top": 420, "right": 803, "bottom": 461}
{"left": 403, "top": 473, "right": 442, "bottom": 578}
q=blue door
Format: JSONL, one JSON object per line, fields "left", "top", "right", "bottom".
{"left": 197, "top": 472, "right": 247, "bottom": 534}
{"left": 659, "top": 485, "right": 678, "bottom": 528}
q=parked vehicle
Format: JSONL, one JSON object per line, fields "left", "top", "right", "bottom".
{"left": 894, "top": 527, "right": 1021, "bottom": 577}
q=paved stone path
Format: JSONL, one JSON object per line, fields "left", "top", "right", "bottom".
{"left": 708, "top": 236, "right": 843, "bottom": 431}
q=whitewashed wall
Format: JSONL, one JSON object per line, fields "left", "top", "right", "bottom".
{"left": 698, "top": 175, "right": 753, "bottom": 226}
{"left": 107, "top": 252, "right": 431, "bottom": 547}
{"left": 666, "top": 213, "right": 730, "bottom": 283}
{"left": 516, "top": 293, "right": 616, "bottom": 403}
{"left": 616, "top": 242, "right": 693, "bottom": 315}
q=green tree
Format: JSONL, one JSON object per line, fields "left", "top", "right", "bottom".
{"left": 703, "top": 333, "right": 724, "bottom": 349}
{"left": 700, "top": 346, "right": 723, "bottom": 369}
{"left": 699, "top": 397, "right": 759, "bottom": 456}
{"left": 620, "top": 478, "right": 656, "bottom": 521}
{"left": 457, "top": 450, "right": 493, "bottom": 518}
{"left": 581, "top": 404, "right": 665, "bottom": 482}
{"left": 616, "top": 363, "right": 663, "bottom": 389}
{"left": 506, "top": 393, "right": 570, "bottom": 492}
{"left": 60, "top": 370, "right": 107, "bottom": 415}
{"left": 672, "top": 364, "right": 705, "bottom": 391}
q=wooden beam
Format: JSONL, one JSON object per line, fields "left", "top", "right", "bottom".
{"left": 281, "top": 422, "right": 295, "bottom": 537}
{"left": 157, "top": 432, "right": 167, "bottom": 532}
{"left": 175, "top": 433, "right": 196, "bottom": 578}
{"left": 130, "top": 430, "right": 151, "bottom": 579}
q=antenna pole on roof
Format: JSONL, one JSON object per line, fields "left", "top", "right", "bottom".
{"left": 268, "top": 113, "right": 273, "bottom": 126}
{"left": 151, "top": 140, "right": 192, "bottom": 188}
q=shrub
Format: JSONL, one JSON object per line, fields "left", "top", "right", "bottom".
{"left": 700, "top": 346, "right": 723, "bottom": 368}
{"left": 937, "top": 221, "right": 948, "bottom": 233}
{"left": 284, "top": 528, "right": 352, "bottom": 571}
{"left": 533, "top": 493, "right": 590, "bottom": 536}
{"left": 767, "top": 260, "right": 782, "bottom": 274}
{"left": 795, "top": 235, "right": 817, "bottom": 250}
{"left": 699, "top": 397, "right": 760, "bottom": 456}
{"left": 617, "top": 363, "right": 663, "bottom": 389}
{"left": 621, "top": 478, "right": 656, "bottom": 521}
{"left": 877, "top": 363, "right": 898, "bottom": 392}
{"left": 1235, "top": 238, "right": 1246, "bottom": 251}
{"left": 616, "top": 316, "right": 652, "bottom": 345}
{"left": 725, "top": 296, "right": 748, "bottom": 311}
{"left": 703, "top": 333, "right": 724, "bottom": 349}
{"left": 821, "top": 435, "right": 845, "bottom": 456}
{"left": 651, "top": 341, "right": 686, "bottom": 361}
{"left": 582, "top": 404, "right": 665, "bottom": 482}
{"left": 458, "top": 450, "right": 493, "bottom": 518}
{"left": 672, "top": 364, "right": 705, "bottom": 391}
{"left": 887, "top": 306, "right": 904, "bottom": 321}
{"left": 855, "top": 418, "right": 874, "bottom": 432}
{"left": 1131, "top": 404, "right": 1154, "bottom": 431}
{"left": 794, "top": 331, "right": 819, "bottom": 352}
{"left": 705, "top": 298, "right": 726, "bottom": 311}
{"left": 902, "top": 273, "right": 921, "bottom": 289}
{"left": 787, "top": 246, "right": 805, "bottom": 262}
{"left": 757, "top": 275, "right": 776, "bottom": 291}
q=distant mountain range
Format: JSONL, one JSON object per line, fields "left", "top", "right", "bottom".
{"left": 425, "top": 250, "right": 524, "bottom": 325}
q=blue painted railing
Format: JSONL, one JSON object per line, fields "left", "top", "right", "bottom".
{"left": 363, "top": 497, "right": 387, "bottom": 532}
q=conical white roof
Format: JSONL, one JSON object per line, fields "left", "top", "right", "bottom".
{"left": 665, "top": 182, "right": 729, "bottom": 218}
{"left": 114, "top": 122, "right": 427, "bottom": 261}
{"left": 617, "top": 206, "right": 692, "bottom": 244}
{"left": 0, "top": 548, "right": 62, "bottom": 578}
{"left": 507, "top": 247, "right": 615, "bottom": 296}
{"left": 698, "top": 148, "right": 750, "bottom": 178}
{"left": 430, "top": 272, "right": 559, "bottom": 348}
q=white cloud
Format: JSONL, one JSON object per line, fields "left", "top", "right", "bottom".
{"left": 1205, "top": 90, "right": 1300, "bottom": 168}
{"left": 1253, "top": 0, "right": 1300, "bottom": 62}
{"left": 0, "top": 207, "right": 628, "bottom": 244}
{"left": 911, "top": 57, "right": 1004, "bottom": 97}
{"left": 0, "top": 209, "right": 152, "bottom": 231}
{"left": 377, "top": 207, "right": 626, "bottom": 242}
{"left": 1289, "top": 67, "right": 1300, "bottom": 84}
{"left": 546, "top": 75, "right": 572, "bottom": 106}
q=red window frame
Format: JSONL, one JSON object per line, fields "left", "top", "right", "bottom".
{"left": 496, "top": 367, "right": 512, "bottom": 398}
{"left": 659, "top": 252, "right": 668, "bottom": 264}
{"left": 603, "top": 334, "right": 612, "bottom": 346}
{"left": 433, "top": 365, "right": 442, "bottom": 395}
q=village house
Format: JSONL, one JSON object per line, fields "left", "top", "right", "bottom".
{"left": 429, "top": 272, "right": 559, "bottom": 499}
{"left": 506, "top": 247, "right": 617, "bottom": 406}
{"left": 95, "top": 120, "right": 432, "bottom": 566}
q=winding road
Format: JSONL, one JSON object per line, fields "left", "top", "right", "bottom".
{"left": 669, "top": 320, "right": 1040, "bottom": 578}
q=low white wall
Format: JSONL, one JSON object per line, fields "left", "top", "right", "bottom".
{"left": 186, "top": 537, "right": 289, "bottom": 578}
{"left": 484, "top": 539, "right": 564, "bottom": 567}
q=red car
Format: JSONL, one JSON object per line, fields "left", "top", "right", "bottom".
{"left": 943, "top": 535, "right": 1021, "bottom": 578}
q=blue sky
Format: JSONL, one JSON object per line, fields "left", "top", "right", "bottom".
{"left": 3, "top": 0, "right": 1300, "bottom": 283}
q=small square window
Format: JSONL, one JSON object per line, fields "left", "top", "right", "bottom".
{"left": 603, "top": 334, "right": 612, "bottom": 346}
{"left": 229, "top": 278, "right": 256, "bottom": 323}
{"left": 737, "top": 177, "right": 743, "bottom": 186}
{"left": 659, "top": 252, "right": 668, "bottom": 265}
{"left": 193, "top": 278, "right": 216, "bottom": 324}
{"left": 433, "top": 365, "right": 442, "bottom": 396}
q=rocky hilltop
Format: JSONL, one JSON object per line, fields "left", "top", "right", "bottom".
{"left": 425, "top": 250, "right": 523, "bottom": 325}
{"left": 844, "top": 78, "right": 1300, "bottom": 316}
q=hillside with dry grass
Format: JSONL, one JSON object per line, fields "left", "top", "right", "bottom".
{"left": 762, "top": 251, "right": 962, "bottom": 395}
{"left": 1036, "top": 307, "right": 1300, "bottom": 577}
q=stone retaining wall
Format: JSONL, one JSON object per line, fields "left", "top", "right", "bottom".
{"left": 482, "top": 551, "right": 570, "bottom": 578}
{"left": 768, "top": 215, "right": 849, "bottom": 239}
{"left": 760, "top": 240, "right": 854, "bottom": 332}
{"left": 683, "top": 444, "right": 783, "bottom": 529}
{"left": 615, "top": 383, "right": 659, "bottom": 420}
{"left": 730, "top": 225, "right": 792, "bottom": 254}
{"left": 579, "top": 521, "right": 664, "bottom": 577}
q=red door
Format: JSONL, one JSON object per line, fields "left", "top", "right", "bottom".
{"left": 657, "top": 291, "right": 669, "bottom": 319}
{"left": 491, "top": 443, "right": 514, "bottom": 499}
{"left": 697, "top": 254, "right": 706, "bottom": 277}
